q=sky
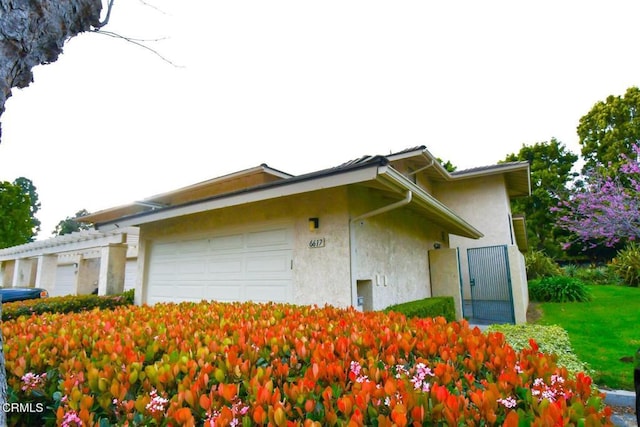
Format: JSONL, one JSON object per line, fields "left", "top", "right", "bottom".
{"left": 1, "top": 1, "right": 640, "bottom": 239}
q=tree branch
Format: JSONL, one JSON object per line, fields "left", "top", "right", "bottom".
{"left": 94, "top": 31, "right": 183, "bottom": 67}
{"left": 96, "top": 0, "right": 116, "bottom": 29}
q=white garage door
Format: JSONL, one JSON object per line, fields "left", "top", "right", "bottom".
{"left": 124, "top": 260, "right": 137, "bottom": 292}
{"left": 146, "top": 225, "right": 293, "bottom": 305}
{"left": 52, "top": 264, "right": 76, "bottom": 297}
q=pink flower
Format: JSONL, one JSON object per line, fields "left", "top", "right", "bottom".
{"left": 410, "top": 362, "right": 435, "bottom": 393}
{"left": 21, "top": 372, "right": 47, "bottom": 392}
{"left": 145, "top": 389, "right": 169, "bottom": 414}
{"left": 498, "top": 396, "right": 517, "bottom": 409}
{"left": 61, "top": 410, "right": 83, "bottom": 427}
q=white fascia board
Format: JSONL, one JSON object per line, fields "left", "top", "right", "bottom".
{"left": 376, "top": 166, "right": 483, "bottom": 239}
{"left": 451, "top": 162, "right": 530, "bottom": 179}
{"left": 96, "top": 165, "right": 381, "bottom": 231}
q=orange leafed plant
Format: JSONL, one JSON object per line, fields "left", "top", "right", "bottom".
{"left": 3, "top": 300, "right": 614, "bottom": 426}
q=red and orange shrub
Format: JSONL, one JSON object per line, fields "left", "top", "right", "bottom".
{"left": 3, "top": 301, "right": 613, "bottom": 426}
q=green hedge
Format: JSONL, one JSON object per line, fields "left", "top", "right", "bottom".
{"left": 1, "top": 289, "right": 134, "bottom": 321}
{"left": 486, "top": 323, "right": 591, "bottom": 376}
{"left": 383, "top": 296, "right": 456, "bottom": 322}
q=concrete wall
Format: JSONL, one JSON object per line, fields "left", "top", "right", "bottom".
{"left": 508, "top": 245, "right": 529, "bottom": 323}
{"left": 433, "top": 174, "right": 516, "bottom": 300}
{"left": 432, "top": 175, "right": 529, "bottom": 324}
{"left": 77, "top": 258, "right": 100, "bottom": 295}
{"left": 435, "top": 174, "right": 514, "bottom": 247}
{"left": 0, "top": 230, "right": 137, "bottom": 296}
{"left": 98, "top": 244, "right": 128, "bottom": 296}
{"left": 428, "top": 248, "right": 463, "bottom": 319}
{"left": 35, "top": 255, "right": 57, "bottom": 291}
{"left": 348, "top": 187, "right": 446, "bottom": 311}
{"left": 137, "top": 187, "right": 353, "bottom": 307}
{"left": 0, "top": 260, "right": 14, "bottom": 287}
{"left": 136, "top": 185, "right": 453, "bottom": 310}
{"left": 13, "top": 258, "right": 37, "bottom": 287}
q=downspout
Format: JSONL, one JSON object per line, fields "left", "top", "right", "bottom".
{"left": 349, "top": 190, "right": 413, "bottom": 310}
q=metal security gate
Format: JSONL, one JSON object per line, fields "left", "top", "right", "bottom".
{"left": 467, "top": 245, "right": 515, "bottom": 324}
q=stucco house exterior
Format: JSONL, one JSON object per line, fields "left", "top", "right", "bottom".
{"left": 0, "top": 228, "right": 138, "bottom": 297}
{"left": 78, "top": 146, "right": 531, "bottom": 324}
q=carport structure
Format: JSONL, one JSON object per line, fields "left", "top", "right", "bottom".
{"left": 0, "top": 228, "right": 138, "bottom": 297}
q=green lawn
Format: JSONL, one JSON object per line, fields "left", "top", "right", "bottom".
{"left": 534, "top": 284, "right": 640, "bottom": 390}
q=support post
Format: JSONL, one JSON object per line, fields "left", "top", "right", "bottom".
{"left": 76, "top": 258, "right": 100, "bottom": 295}
{"left": 12, "top": 258, "right": 36, "bottom": 287}
{"left": 35, "top": 255, "right": 57, "bottom": 293}
{"left": 98, "top": 244, "right": 127, "bottom": 296}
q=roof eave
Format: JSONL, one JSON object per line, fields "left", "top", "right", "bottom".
{"left": 376, "top": 166, "right": 484, "bottom": 239}
{"left": 79, "top": 164, "right": 295, "bottom": 225}
{"left": 93, "top": 160, "right": 386, "bottom": 231}
{"left": 386, "top": 146, "right": 453, "bottom": 180}
{"left": 451, "top": 162, "right": 531, "bottom": 198}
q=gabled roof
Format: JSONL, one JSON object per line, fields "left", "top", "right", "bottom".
{"left": 81, "top": 164, "right": 292, "bottom": 225}
{"left": 451, "top": 162, "right": 531, "bottom": 198}
{"left": 81, "top": 153, "right": 484, "bottom": 239}
{"left": 386, "top": 145, "right": 531, "bottom": 198}
{"left": 79, "top": 146, "right": 531, "bottom": 240}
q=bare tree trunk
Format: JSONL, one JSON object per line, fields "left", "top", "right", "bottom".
{"left": 0, "top": 297, "right": 6, "bottom": 427}
{"left": 0, "top": 0, "right": 105, "bottom": 140}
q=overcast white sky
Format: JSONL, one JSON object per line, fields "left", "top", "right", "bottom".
{"left": 1, "top": 1, "right": 639, "bottom": 239}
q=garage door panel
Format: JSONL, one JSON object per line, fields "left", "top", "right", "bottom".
{"left": 177, "top": 259, "right": 208, "bottom": 276}
{"left": 204, "top": 284, "right": 243, "bottom": 301}
{"left": 53, "top": 265, "right": 76, "bottom": 297}
{"left": 176, "top": 239, "right": 210, "bottom": 254}
{"left": 207, "top": 256, "right": 243, "bottom": 274}
{"left": 210, "top": 234, "right": 244, "bottom": 251}
{"left": 149, "top": 283, "right": 206, "bottom": 303}
{"left": 124, "top": 260, "right": 137, "bottom": 292}
{"left": 247, "top": 228, "right": 290, "bottom": 249}
{"left": 245, "top": 282, "right": 289, "bottom": 302}
{"left": 246, "top": 251, "right": 291, "bottom": 274}
{"left": 149, "top": 261, "right": 178, "bottom": 277}
{"left": 152, "top": 243, "right": 180, "bottom": 256}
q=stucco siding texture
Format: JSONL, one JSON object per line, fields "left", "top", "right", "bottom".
{"left": 507, "top": 246, "right": 529, "bottom": 323}
{"left": 433, "top": 175, "right": 514, "bottom": 301}
{"left": 137, "top": 187, "right": 352, "bottom": 307}
{"left": 434, "top": 175, "right": 514, "bottom": 247}
{"left": 348, "top": 187, "right": 444, "bottom": 311}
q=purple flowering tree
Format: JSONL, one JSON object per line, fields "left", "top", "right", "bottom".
{"left": 555, "top": 145, "right": 640, "bottom": 250}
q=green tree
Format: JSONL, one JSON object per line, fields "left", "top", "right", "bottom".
{"left": 13, "top": 177, "right": 41, "bottom": 237}
{"left": 436, "top": 158, "right": 457, "bottom": 173}
{"left": 53, "top": 209, "right": 93, "bottom": 236}
{"left": 503, "top": 139, "right": 578, "bottom": 257}
{"left": 0, "top": 181, "right": 34, "bottom": 248}
{"left": 577, "top": 86, "right": 640, "bottom": 173}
